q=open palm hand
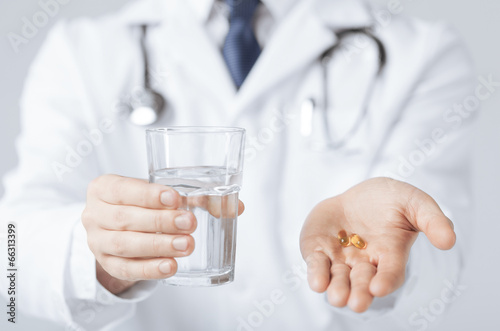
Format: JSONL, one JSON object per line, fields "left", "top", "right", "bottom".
{"left": 300, "top": 178, "right": 456, "bottom": 313}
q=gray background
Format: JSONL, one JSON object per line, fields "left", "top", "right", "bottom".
{"left": 0, "top": 0, "right": 499, "bottom": 330}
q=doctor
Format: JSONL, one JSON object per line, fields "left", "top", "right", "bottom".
{"left": 0, "top": 0, "right": 475, "bottom": 330}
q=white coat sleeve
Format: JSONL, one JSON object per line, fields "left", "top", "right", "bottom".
{"left": 0, "top": 21, "right": 156, "bottom": 331}
{"left": 362, "top": 23, "right": 477, "bottom": 325}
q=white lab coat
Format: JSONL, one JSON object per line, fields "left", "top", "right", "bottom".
{"left": 0, "top": 0, "right": 477, "bottom": 330}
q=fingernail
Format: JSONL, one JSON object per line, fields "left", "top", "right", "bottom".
{"left": 159, "top": 261, "right": 172, "bottom": 274}
{"left": 172, "top": 237, "right": 189, "bottom": 251}
{"left": 175, "top": 214, "right": 192, "bottom": 230}
{"left": 161, "top": 191, "right": 175, "bottom": 207}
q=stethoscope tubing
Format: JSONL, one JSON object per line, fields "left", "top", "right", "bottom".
{"left": 129, "top": 25, "right": 387, "bottom": 144}
{"left": 314, "top": 27, "right": 386, "bottom": 150}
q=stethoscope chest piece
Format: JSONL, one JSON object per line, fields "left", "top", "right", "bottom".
{"left": 124, "top": 24, "right": 166, "bottom": 126}
{"left": 127, "top": 87, "right": 165, "bottom": 126}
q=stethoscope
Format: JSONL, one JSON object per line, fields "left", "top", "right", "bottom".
{"left": 300, "top": 27, "right": 387, "bottom": 150}
{"left": 125, "top": 25, "right": 387, "bottom": 150}
{"left": 123, "top": 25, "right": 165, "bottom": 126}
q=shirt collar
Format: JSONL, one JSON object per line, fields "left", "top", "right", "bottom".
{"left": 186, "top": 0, "right": 214, "bottom": 22}
{"left": 186, "top": 0, "right": 299, "bottom": 23}
{"left": 261, "top": 0, "right": 299, "bottom": 20}
{"left": 313, "top": 0, "right": 373, "bottom": 29}
{"left": 119, "top": 0, "right": 373, "bottom": 29}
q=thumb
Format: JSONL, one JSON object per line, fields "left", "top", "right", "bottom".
{"left": 404, "top": 188, "right": 456, "bottom": 250}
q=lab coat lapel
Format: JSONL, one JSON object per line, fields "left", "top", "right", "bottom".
{"left": 234, "top": 0, "right": 334, "bottom": 111}
{"left": 235, "top": 0, "right": 374, "bottom": 111}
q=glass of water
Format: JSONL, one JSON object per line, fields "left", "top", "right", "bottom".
{"left": 145, "top": 127, "right": 245, "bottom": 286}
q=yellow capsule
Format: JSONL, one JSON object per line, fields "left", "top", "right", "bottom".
{"left": 350, "top": 234, "right": 367, "bottom": 249}
{"left": 337, "top": 230, "right": 351, "bottom": 247}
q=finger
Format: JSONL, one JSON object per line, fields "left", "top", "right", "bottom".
{"left": 300, "top": 198, "right": 343, "bottom": 260}
{"left": 95, "top": 203, "right": 197, "bottom": 234}
{"left": 100, "top": 255, "right": 178, "bottom": 281}
{"left": 188, "top": 195, "right": 243, "bottom": 218}
{"left": 89, "top": 174, "right": 181, "bottom": 209}
{"left": 238, "top": 200, "right": 245, "bottom": 216}
{"left": 326, "top": 263, "right": 351, "bottom": 307}
{"left": 99, "top": 231, "right": 194, "bottom": 258}
{"left": 405, "top": 188, "right": 456, "bottom": 250}
{"left": 369, "top": 253, "right": 406, "bottom": 297}
{"left": 305, "top": 251, "right": 331, "bottom": 293}
{"left": 348, "top": 262, "right": 377, "bottom": 313}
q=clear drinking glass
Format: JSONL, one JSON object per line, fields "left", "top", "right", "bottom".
{"left": 146, "top": 127, "right": 246, "bottom": 286}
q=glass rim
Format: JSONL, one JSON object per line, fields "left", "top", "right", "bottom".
{"left": 146, "top": 126, "right": 245, "bottom": 135}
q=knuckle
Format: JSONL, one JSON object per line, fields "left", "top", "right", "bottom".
{"left": 81, "top": 208, "right": 92, "bottom": 228}
{"left": 141, "top": 263, "right": 148, "bottom": 279}
{"left": 86, "top": 235, "right": 98, "bottom": 253}
{"left": 110, "top": 233, "right": 125, "bottom": 256}
{"left": 87, "top": 238, "right": 105, "bottom": 263}
{"left": 96, "top": 255, "right": 109, "bottom": 273}
{"left": 153, "top": 211, "right": 164, "bottom": 233}
{"left": 142, "top": 186, "right": 154, "bottom": 207}
{"left": 405, "top": 189, "right": 422, "bottom": 228}
{"left": 142, "top": 262, "right": 153, "bottom": 279}
{"left": 110, "top": 177, "right": 127, "bottom": 204}
{"left": 112, "top": 207, "right": 127, "bottom": 230}
{"left": 117, "top": 260, "right": 132, "bottom": 280}
{"left": 88, "top": 176, "right": 104, "bottom": 197}
{"left": 142, "top": 184, "right": 163, "bottom": 207}
{"left": 151, "top": 234, "right": 164, "bottom": 256}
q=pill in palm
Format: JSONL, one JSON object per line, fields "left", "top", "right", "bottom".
{"left": 337, "top": 230, "right": 351, "bottom": 247}
{"left": 350, "top": 234, "right": 367, "bottom": 249}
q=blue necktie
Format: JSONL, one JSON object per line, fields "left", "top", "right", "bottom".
{"left": 223, "top": 0, "right": 261, "bottom": 89}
